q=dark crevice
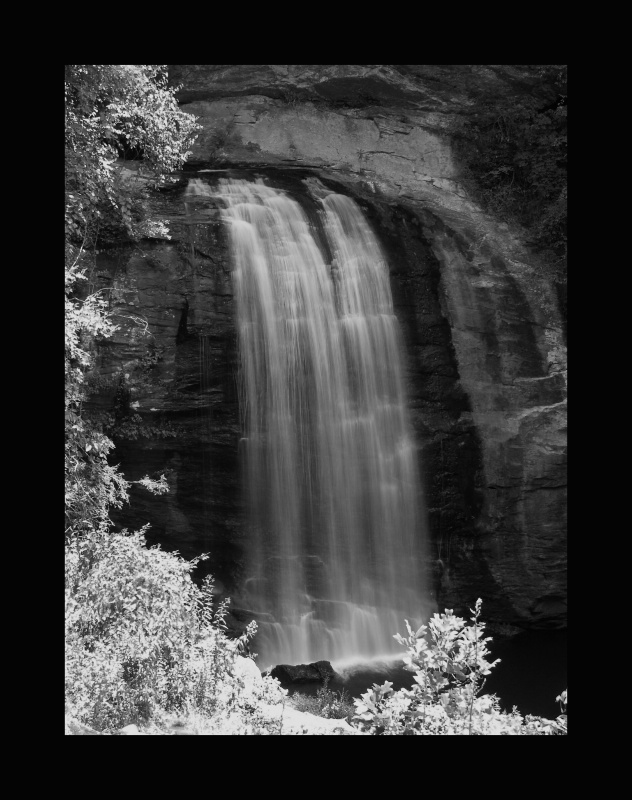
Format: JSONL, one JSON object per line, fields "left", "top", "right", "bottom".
{"left": 176, "top": 298, "right": 189, "bottom": 345}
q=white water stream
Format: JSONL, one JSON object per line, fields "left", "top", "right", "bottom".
{"left": 188, "top": 177, "right": 429, "bottom": 668}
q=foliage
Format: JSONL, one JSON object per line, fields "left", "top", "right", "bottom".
{"left": 65, "top": 528, "right": 286, "bottom": 732}
{"left": 64, "top": 273, "right": 168, "bottom": 536}
{"left": 554, "top": 688, "right": 567, "bottom": 733}
{"left": 65, "top": 66, "right": 200, "bottom": 538}
{"left": 290, "top": 678, "right": 355, "bottom": 721}
{"left": 63, "top": 66, "right": 286, "bottom": 736}
{"left": 352, "top": 599, "right": 567, "bottom": 735}
{"left": 65, "top": 65, "right": 200, "bottom": 244}
{"left": 89, "top": 409, "right": 181, "bottom": 443}
{"left": 65, "top": 67, "right": 254, "bottom": 733}
{"left": 451, "top": 65, "right": 567, "bottom": 287}
{"left": 65, "top": 268, "right": 130, "bottom": 535}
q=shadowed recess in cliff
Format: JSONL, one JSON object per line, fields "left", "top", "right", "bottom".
{"left": 185, "top": 176, "right": 431, "bottom": 668}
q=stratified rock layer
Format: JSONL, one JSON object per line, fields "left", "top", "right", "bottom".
{"left": 92, "top": 66, "right": 566, "bottom": 631}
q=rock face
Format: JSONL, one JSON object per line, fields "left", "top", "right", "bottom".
{"left": 92, "top": 66, "right": 566, "bottom": 632}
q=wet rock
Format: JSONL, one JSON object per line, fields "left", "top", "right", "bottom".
{"left": 268, "top": 660, "right": 336, "bottom": 686}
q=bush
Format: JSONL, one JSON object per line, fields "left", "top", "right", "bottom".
{"left": 65, "top": 527, "right": 272, "bottom": 732}
{"left": 352, "top": 599, "right": 567, "bottom": 735}
{"left": 65, "top": 65, "right": 200, "bottom": 245}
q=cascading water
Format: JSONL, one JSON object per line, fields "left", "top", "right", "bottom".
{"left": 187, "top": 176, "right": 429, "bottom": 668}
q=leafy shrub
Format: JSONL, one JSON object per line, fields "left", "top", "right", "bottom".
{"left": 65, "top": 527, "right": 273, "bottom": 732}
{"left": 65, "top": 65, "right": 200, "bottom": 245}
{"left": 352, "top": 599, "right": 567, "bottom": 735}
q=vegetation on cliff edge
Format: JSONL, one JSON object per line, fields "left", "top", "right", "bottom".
{"left": 65, "top": 65, "right": 200, "bottom": 538}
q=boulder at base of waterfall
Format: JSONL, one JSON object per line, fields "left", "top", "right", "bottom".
{"left": 268, "top": 660, "right": 336, "bottom": 685}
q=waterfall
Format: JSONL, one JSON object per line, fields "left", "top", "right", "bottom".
{"left": 189, "top": 177, "right": 429, "bottom": 668}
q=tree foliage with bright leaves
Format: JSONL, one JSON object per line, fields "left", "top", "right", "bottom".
{"left": 352, "top": 599, "right": 567, "bottom": 735}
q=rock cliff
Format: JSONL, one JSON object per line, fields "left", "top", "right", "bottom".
{"left": 91, "top": 66, "right": 566, "bottom": 631}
